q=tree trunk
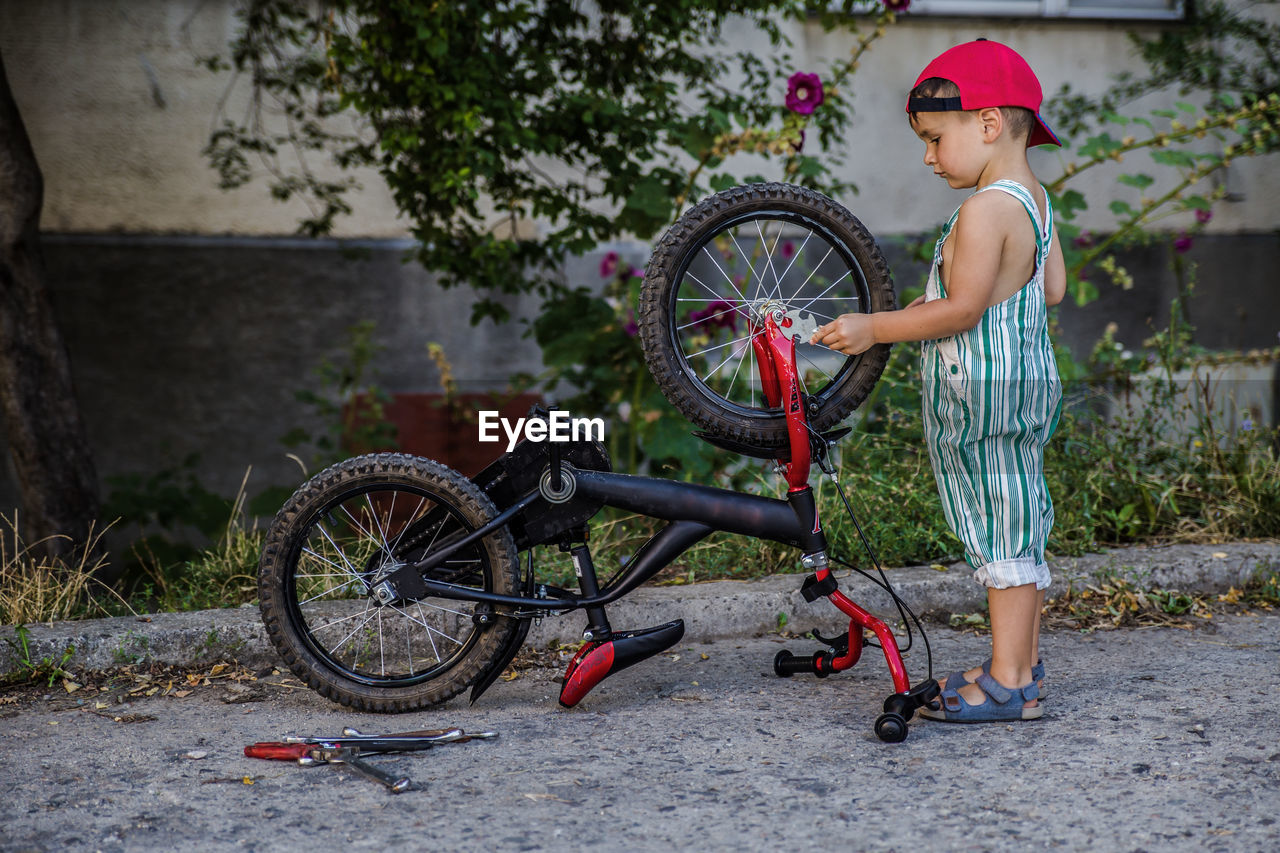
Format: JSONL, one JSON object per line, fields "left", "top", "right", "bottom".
{"left": 0, "top": 46, "right": 102, "bottom": 564}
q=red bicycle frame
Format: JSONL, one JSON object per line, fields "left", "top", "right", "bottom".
{"left": 750, "top": 313, "right": 908, "bottom": 694}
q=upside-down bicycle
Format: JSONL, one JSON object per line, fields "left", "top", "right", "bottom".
{"left": 257, "top": 183, "right": 940, "bottom": 742}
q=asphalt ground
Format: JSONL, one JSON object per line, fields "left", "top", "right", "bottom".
{"left": 2, "top": 609, "right": 1278, "bottom": 852}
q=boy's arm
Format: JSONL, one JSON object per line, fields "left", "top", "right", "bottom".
{"left": 812, "top": 194, "right": 1008, "bottom": 354}
{"left": 1044, "top": 226, "right": 1066, "bottom": 306}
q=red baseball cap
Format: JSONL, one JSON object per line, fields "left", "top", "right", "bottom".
{"left": 907, "top": 39, "right": 1061, "bottom": 148}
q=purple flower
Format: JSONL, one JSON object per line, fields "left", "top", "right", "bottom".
{"left": 781, "top": 241, "right": 796, "bottom": 260}
{"left": 1195, "top": 208, "right": 1212, "bottom": 225}
{"left": 688, "top": 300, "right": 739, "bottom": 333}
{"left": 1242, "top": 416, "right": 1254, "bottom": 431}
{"left": 623, "top": 310, "right": 638, "bottom": 337}
{"left": 600, "top": 251, "right": 619, "bottom": 279}
{"left": 1174, "top": 233, "right": 1193, "bottom": 254}
{"left": 1072, "top": 231, "right": 1094, "bottom": 249}
{"left": 785, "top": 72, "right": 824, "bottom": 115}
{"left": 882, "top": 0, "right": 911, "bottom": 10}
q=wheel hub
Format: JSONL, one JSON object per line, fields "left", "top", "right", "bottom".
{"left": 747, "top": 298, "right": 822, "bottom": 343}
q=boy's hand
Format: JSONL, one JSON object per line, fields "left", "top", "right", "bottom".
{"left": 810, "top": 313, "right": 876, "bottom": 355}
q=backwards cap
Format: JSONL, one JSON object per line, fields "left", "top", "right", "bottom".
{"left": 907, "top": 39, "right": 1061, "bottom": 148}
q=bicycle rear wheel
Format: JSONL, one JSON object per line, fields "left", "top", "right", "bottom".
{"left": 639, "top": 182, "right": 896, "bottom": 447}
{"left": 258, "top": 453, "right": 519, "bottom": 712}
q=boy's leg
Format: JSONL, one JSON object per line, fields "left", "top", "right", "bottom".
{"left": 949, "top": 583, "right": 1040, "bottom": 709}
{"left": 1032, "top": 586, "right": 1044, "bottom": 667}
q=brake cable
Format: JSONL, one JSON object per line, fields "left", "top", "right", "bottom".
{"left": 809, "top": 422, "right": 935, "bottom": 682}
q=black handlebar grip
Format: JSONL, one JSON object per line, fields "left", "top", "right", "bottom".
{"left": 773, "top": 649, "right": 827, "bottom": 678}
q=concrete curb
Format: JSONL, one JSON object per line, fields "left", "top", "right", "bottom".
{"left": 2, "top": 541, "right": 1276, "bottom": 679}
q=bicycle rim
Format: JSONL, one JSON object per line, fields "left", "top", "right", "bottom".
{"left": 283, "top": 482, "right": 493, "bottom": 688}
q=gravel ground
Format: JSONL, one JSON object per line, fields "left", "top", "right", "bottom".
{"left": 2, "top": 610, "right": 1277, "bottom": 852}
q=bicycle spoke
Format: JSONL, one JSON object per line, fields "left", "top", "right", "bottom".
{"left": 378, "top": 607, "right": 386, "bottom": 676}
{"left": 725, "top": 338, "right": 750, "bottom": 400}
{"left": 753, "top": 219, "right": 785, "bottom": 304}
{"left": 684, "top": 271, "right": 753, "bottom": 323}
{"left": 727, "top": 229, "right": 763, "bottom": 301}
{"left": 795, "top": 269, "right": 853, "bottom": 316}
{"left": 797, "top": 347, "right": 839, "bottom": 384}
{"left": 699, "top": 245, "right": 750, "bottom": 306}
{"left": 676, "top": 301, "right": 741, "bottom": 332}
{"left": 686, "top": 331, "right": 754, "bottom": 361}
{"left": 417, "top": 601, "right": 442, "bottom": 662}
{"left": 788, "top": 244, "right": 835, "bottom": 303}
{"left": 703, "top": 338, "right": 749, "bottom": 382}
{"left": 768, "top": 228, "right": 813, "bottom": 303}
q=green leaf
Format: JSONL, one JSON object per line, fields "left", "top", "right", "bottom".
{"left": 1055, "top": 189, "right": 1089, "bottom": 218}
{"left": 1117, "top": 173, "right": 1154, "bottom": 189}
{"left": 1109, "top": 199, "right": 1136, "bottom": 218}
{"left": 1175, "top": 101, "right": 1197, "bottom": 113}
{"left": 1150, "top": 149, "right": 1196, "bottom": 168}
{"left": 707, "top": 107, "right": 732, "bottom": 133}
{"left": 624, "top": 174, "right": 675, "bottom": 222}
{"left": 795, "top": 156, "right": 825, "bottom": 177}
{"left": 709, "top": 172, "right": 737, "bottom": 192}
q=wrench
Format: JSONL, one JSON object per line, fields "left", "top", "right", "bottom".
{"left": 313, "top": 747, "right": 411, "bottom": 794}
{"left": 282, "top": 727, "right": 466, "bottom": 749}
{"left": 341, "top": 726, "right": 498, "bottom": 742}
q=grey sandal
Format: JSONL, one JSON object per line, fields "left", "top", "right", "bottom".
{"left": 920, "top": 672, "right": 1043, "bottom": 723}
{"left": 942, "top": 657, "right": 1046, "bottom": 697}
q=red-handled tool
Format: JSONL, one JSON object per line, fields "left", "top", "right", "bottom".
{"left": 244, "top": 742, "right": 315, "bottom": 761}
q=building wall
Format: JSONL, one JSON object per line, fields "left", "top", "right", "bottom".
{"left": 1, "top": 1, "right": 1277, "bottom": 517}
{"left": 3, "top": 1, "right": 1276, "bottom": 237}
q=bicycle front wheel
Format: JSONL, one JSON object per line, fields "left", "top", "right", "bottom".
{"left": 639, "top": 182, "right": 896, "bottom": 447}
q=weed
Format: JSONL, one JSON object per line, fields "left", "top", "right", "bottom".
{"left": 0, "top": 512, "right": 122, "bottom": 626}
{"left": 112, "top": 630, "right": 150, "bottom": 667}
{"left": 125, "top": 471, "right": 263, "bottom": 614}
{"left": 2, "top": 625, "right": 76, "bottom": 687}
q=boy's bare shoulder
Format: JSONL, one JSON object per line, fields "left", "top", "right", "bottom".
{"left": 954, "top": 188, "right": 1033, "bottom": 237}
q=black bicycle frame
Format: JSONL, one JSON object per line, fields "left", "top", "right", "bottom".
{"left": 414, "top": 468, "right": 821, "bottom": 610}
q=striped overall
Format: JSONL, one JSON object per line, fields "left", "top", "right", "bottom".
{"left": 921, "top": 179, "right": 1062, "bottom": 591}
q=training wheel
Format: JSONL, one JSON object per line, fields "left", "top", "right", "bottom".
{"left": 874, "top": 712, "right": 908, "bottom": 743}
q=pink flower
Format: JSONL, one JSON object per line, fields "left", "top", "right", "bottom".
{"left": 1195, "top": 208, "right": 1212, "bottom": 224}
{"left": 1072, "top": 231, "right": 1094, "bottom": 249}
{"left": 781, "top": 241, "right": 796, "bottom": 260}
{"left": 623, "top": 309, "right": 638, "bottom": 337}
{"left": 785, "top": 72, "right": 824, "bottom": 115}
{"left": 600, "top": 251, "right": 619, "bottom": 279}
{"left": 882, "top": 0, "right": 911, "bottom": 10}
{"left": 1174, "top": 233, "right": 1193, "bottom": 253}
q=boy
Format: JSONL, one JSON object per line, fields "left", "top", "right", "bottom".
{"left": 811, "top": 40, "right": 1065, "bottom": 722}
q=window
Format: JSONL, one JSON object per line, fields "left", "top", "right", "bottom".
{"left": 904, "top": 1, "right": 1186, "bottom": 20}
